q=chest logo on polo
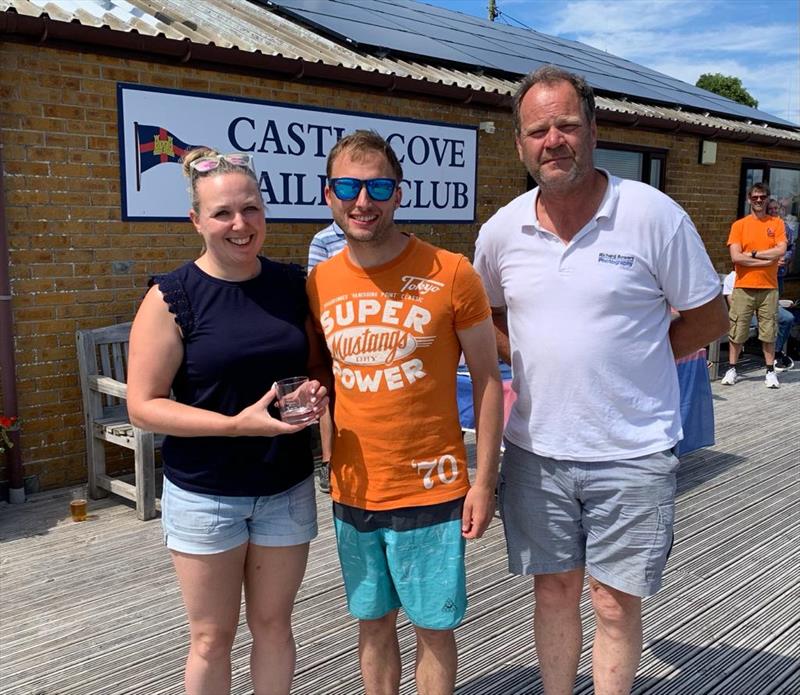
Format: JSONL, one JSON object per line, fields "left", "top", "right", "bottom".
{"left": 597, "top": 252, "right": 635, "bottom": 268}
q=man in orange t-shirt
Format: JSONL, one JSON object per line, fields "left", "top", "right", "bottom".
{"left": 307, "top": 130, "right": 503, "bottom": 695}
{"left": 721, "top": 182, "right": 787, "bottom": 388}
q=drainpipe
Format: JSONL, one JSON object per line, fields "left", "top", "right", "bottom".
{"left": 0, "top": 129, "right": 24, "bottom": 504}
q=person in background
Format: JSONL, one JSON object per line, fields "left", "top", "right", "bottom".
{"left": 307, "top": 130, "right": 503, "bottom": 695}
{"left": 307, "top": 220, "right": 347, "bottom": 272}
{"left": 768, "top": 198, "right": 796, "bottom": 296}
{"left": 306, "top": 221, "right": 347, "bottom": 493}
{"left": 474, "top": 65, "right": 728, "bottom": 695}
{"left": 127, "top": 148, "right": 328, "bottom": 695}
{"left": 722, "top": 270, "right": 794, "bottom": 371}
{"left": 721, "top": 183, "right": 787, "bottom": 388}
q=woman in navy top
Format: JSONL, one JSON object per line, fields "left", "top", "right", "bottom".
{"left": 128, "top": 148, "right": 329, "bottom": 695}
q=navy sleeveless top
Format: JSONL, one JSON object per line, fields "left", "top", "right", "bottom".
{"left": 152, "top": 257, "right": 313, "bottom": 496}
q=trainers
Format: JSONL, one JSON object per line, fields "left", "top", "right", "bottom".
{"left": 720, "top": 367, "right": 738, "bottom": 385}
{"left": 316, "top": 462, "right": 330, "bottom": 493}
{"left": 765, "top": 371, "right": 780, "bottom": 389}
{"left": 774, "top": 352, "right": 794, "bottom": 372}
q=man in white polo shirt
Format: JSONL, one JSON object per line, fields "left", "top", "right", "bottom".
{"left": 473, "top": 65, "right": 728, "bottom": 695}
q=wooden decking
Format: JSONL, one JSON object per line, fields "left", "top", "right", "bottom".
{"left": 1, "top": 365, "right": 798, "bottom": 694}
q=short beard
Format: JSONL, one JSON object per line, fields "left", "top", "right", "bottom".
{"left": 532, "top": 161, "right": 583, "bottom": 194}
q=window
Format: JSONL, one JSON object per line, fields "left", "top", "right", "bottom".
{"left": 740, "top": 160, "right": 800, "bottom": 278}
{"left": 524, "top": 143, "right": 667, "bottom": 192}
{"left": 594, "top": 143, "right": 666, "bottom": 190}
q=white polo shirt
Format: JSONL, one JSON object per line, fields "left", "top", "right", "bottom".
{"left": 474, "top": 173, "right": 720, "bottom": 461}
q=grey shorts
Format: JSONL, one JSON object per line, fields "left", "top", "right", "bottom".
{"left": 498, "top": 441, "right": 679, "bottom": 597}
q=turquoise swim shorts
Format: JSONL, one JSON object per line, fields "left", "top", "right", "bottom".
{"left": 333, "top": 498, "right": 466, "bottom": 630}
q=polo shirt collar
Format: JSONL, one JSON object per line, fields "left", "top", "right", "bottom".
{"left": 526, "top": 169, "right": 618, "bottom": 241}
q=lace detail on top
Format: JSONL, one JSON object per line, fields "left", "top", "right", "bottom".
{"left": 150, "top": 273, "right": 195, "bottom": 338}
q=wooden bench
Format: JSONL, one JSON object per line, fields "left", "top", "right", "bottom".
{"left": 76, "top": 322, "right": 162, "bottom": 520}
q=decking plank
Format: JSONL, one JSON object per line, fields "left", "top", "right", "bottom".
{"left": 1, "top": 367, "right": 798, "bottom": 694}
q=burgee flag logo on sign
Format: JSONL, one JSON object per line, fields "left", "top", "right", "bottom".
{"left": 134, "top": 123, "right": 201, "bottom": 191}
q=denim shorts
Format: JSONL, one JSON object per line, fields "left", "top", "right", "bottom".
{"left": 498, "top": 441, "right": 679, "bottom": 597}
{"left": 333, "top": 500, "right": 466, "bottom": 630}
{"left": 161, "top": 475, "right": 318, "bottom": 554}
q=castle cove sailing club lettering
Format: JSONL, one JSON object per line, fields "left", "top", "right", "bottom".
{"left": 118, "top": 84, "right": 478, "bottom": 222}
{"left": 229, "top": 117, "right": 470, "bottom": 212}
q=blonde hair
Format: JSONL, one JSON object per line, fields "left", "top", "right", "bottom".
{"left": 181, "top": 147, "right": 259, "bottom": 213}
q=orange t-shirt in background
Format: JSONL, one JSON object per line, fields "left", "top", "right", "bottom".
{"left": 727, "top": 214, "right": 787, "bottom": 289}
{"left": 307, "top": 236, "right": 491, "bottom": 511}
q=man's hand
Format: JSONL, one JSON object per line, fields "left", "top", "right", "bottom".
{"left": 456, "top": 316, "right": 503, "bottom": 538}
{"left": 461, "top": 483, "right": 496, "bottom": 539}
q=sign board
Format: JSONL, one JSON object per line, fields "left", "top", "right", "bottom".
{"left": 117, "top": 83, "right": 478, "bottom": 223}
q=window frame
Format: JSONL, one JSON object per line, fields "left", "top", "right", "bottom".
{"left": 595, "top": 141, "right": 668, "bottom": 191}
{"left": 739, "top": 158, "right": 800, "bottom": 279}
{"left": 738, "top": 158, "right": 800, "bottom": 216}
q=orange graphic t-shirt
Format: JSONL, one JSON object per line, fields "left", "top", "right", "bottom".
{"left": 307, "top": 236, "right": 491, "bottom": 511}
{"left": 727, "top": 215, "right": 787, "bottom": 289}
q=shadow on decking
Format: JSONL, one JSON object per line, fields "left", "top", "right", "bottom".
{"left": 634, "top": 638, "right": 800, "bottom": 694}
{"left": 676, "top": 450, "right": 746, "bottom": 493}
{"left": 454, "top": 637, "right": 800, "bottom": 695}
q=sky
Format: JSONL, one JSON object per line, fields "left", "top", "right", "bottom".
{"left": 422, "top": 0, "right": 800, "bottom": 125}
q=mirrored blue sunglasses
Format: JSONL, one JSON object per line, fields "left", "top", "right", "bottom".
{"left": 329, "top": 177, "right": 397, "bottom": 202}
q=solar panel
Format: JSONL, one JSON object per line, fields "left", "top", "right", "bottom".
{"left": 264, "top": 0, "right": 795, "bottom": 128}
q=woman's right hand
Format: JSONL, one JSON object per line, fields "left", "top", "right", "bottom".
{"left": 233, "top": 387, "right": 310, "bottom": 437}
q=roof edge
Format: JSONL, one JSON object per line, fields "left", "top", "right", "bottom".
{"left": 0, "top": 10, "right": 509, "bottom": 106}
{"left": 1, "top": 10, "right": 798, "bottom": 150}
{"left": 596, "top": 109, "right": 795, "bottom": 148}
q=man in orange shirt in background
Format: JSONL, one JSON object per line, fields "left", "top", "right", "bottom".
{"left": 307, "top": 130, "right": 503, "bottom": 695}
{"left": 721, "top": 182, "right": 788, "bottom": 388}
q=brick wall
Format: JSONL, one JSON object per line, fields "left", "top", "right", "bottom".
{"left": 1, "top": 41, "right": 798, "bottom": 492}
{"left": 595, "top": 125, "right": 800, "bottom": 271}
